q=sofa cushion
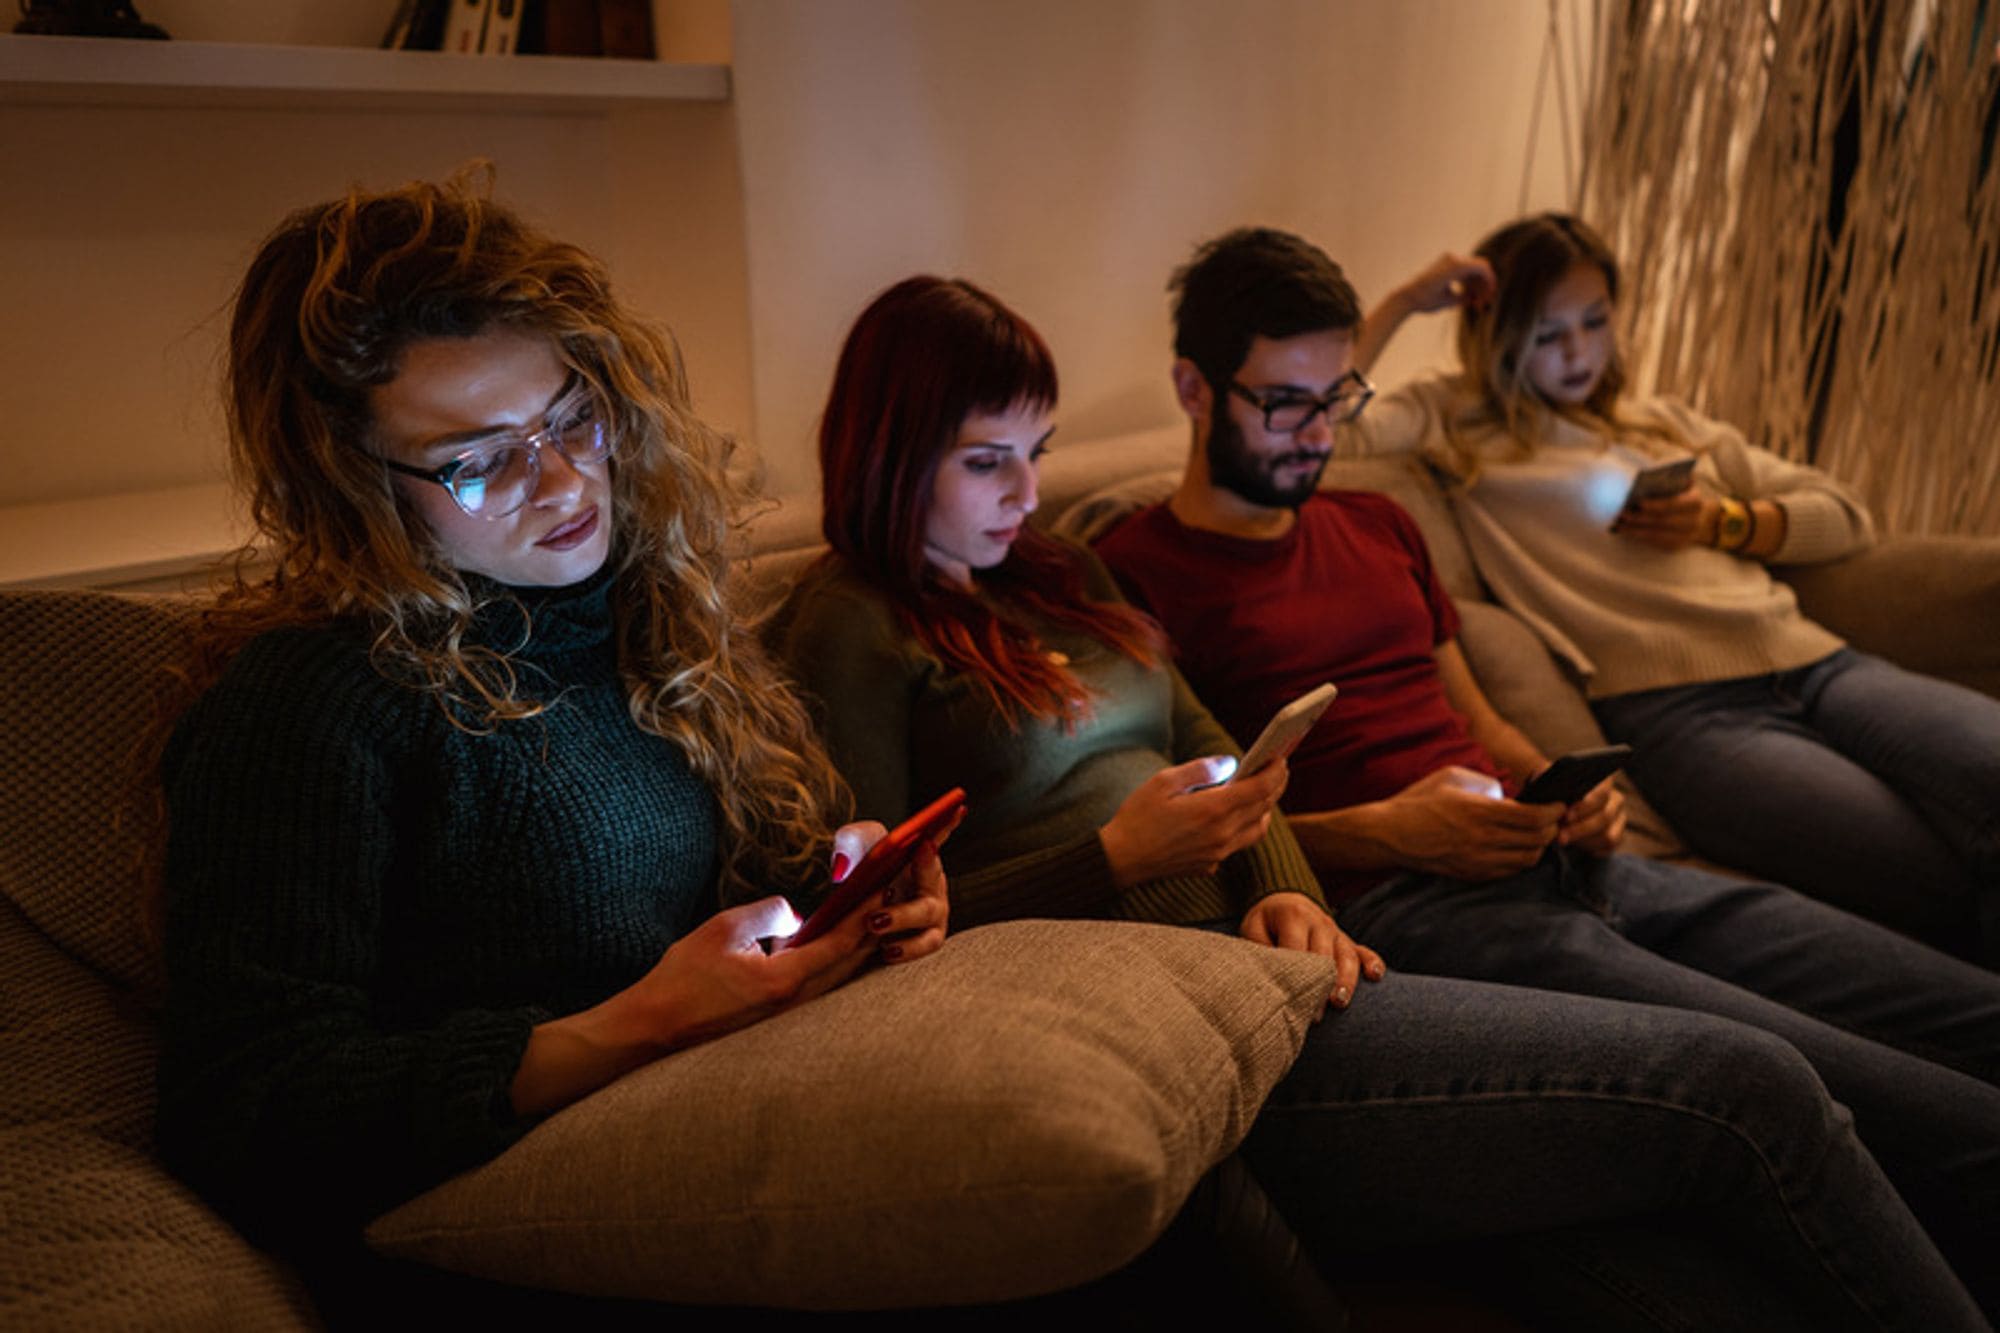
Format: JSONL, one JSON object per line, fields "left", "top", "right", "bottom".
{"left": 0, "top": 590, "right": 196, "bottom": 998}
{"left": 368, "top": 918, "right": 1333, "bottom": 1310}
{"left": 0, "top": 894, "right": 315, "bottom": 1329}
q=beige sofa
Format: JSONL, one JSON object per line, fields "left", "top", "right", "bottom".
{"left": 4, "top": 422, "right": 1995, "bottom": 1329}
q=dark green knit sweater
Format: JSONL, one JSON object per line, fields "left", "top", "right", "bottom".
{"left": 156, "top": 572, "right": 720, "bottom": 1238}
{"left": 772, "top": 552, "right": 1325, "bottom": 929}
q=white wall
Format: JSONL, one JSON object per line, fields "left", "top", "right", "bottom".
{"left": 733, "top": 0, "right": 1574, "bottom": 495}
{"left": 2, "top": 0, "right": 1568, "bottom": 520}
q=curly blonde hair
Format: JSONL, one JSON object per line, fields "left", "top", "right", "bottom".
{"left": 166, "top": 169, "right": 841, "bottom": 902}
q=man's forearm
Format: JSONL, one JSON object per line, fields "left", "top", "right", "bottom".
{"left": 1467, "top": 717, "right": 1546, "bottom": 787}
{"left": 1285, "top": 805, "right": 1408, "bottom": 873}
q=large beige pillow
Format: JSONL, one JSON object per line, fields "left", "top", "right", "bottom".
{"left": 368, "top": 918, "right": 1332, "bottom": 1310}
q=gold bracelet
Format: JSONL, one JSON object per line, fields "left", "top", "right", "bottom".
{"left": 1715, "top": 497, "right": 1752, "bottom": 551}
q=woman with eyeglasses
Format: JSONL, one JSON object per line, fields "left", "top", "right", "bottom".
{"left": 771, "top": 273, "right": 1993, "bottom": 1332}
{"left": 151, "top": 177, "right": 948, "bottom": 1267}
{"left": 1346, "top": 212, "right": 1999, "bottom": 965}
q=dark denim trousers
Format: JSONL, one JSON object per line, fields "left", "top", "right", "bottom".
{"left": 1592, "top": 648, "right": 2000, "bottom": 962}
{"left": 1313, "top": 850, "right": 2000, "bottom": 1327}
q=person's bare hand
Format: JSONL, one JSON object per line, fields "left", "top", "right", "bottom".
{"left": 1395, "top": 252, "right": 1496, "bottom": 314}
{"left": 1100, "top": 755, "right": 1287, "bottom": 887}
{"left": 1239, "top": 891, "right": 1386, "bottom": 1010}
{"left": 1378, "top": 766, "right": 1560, "bottom": 880}
{"left": 1613, "top": 484, "right": 1714, "bottom": 551}
{"left": 628, "top": 895, "right": 879, "bottom": 1053}
{"left": 828, "top": 815, "right": 958, "bottom": 963}
{"left": 1553, "top": 776, "right": 1626, "bottom": 856}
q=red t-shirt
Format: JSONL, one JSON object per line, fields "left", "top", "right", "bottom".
{"left": 1098, "top": 492, "right": 1503, "bottom": 900}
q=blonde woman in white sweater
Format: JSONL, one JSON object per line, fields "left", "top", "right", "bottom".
{"left": 1345, "top": 212, "right": 1997, "bottom": 966}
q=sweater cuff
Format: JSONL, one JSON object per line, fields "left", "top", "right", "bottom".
{"left": 948, "top": 832, "right": 1124, "bottom": 929}
{"left": 1771, "top": 492, "right": 1867, "bottom": 565}
{"left": 434, "top": 1006, "right": 545, "bottom": 1155}
{"left": 1226, "top": 814, "right": 1329, "bottom": 913}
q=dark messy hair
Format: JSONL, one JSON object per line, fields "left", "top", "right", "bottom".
{"left": 1169, "top": 227, "right": 1363, "bottom": 390}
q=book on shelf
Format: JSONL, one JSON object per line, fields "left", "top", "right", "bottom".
{"left": 596, "top": 0, "right": 655, "bottom": 59}
{"left": 536, "top": 0, "right": 600, "bottom": 56}
{"left": 380, "top": 0, "right": 449, "bottom": 51}
{"left": 441, "top": 0, "right": 492, "bottom": 55}
{"left": 483, "top": 0, "right": 523, "bottom": 54}
{"left": 379, "top": 0, "right": 661, "bottom": 61}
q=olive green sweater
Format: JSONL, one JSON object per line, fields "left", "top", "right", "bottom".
{"left": 773, "top": 553, "right": 1325, "bottom": 929}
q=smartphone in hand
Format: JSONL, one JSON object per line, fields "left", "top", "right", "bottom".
{"left": 1619, "top": 458, "right": 1696, "bottom": 517}
{"left": 782, "top": 788, "right": 966, "bottom": 949}
{"left": 1515, "top": 745, "right": 1633, "bottom": 806}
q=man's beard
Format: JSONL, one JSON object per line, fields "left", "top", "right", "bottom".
{"left": 1205, "top": 406, "right": 1329, "bottom": 509}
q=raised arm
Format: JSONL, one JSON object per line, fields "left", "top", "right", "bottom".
{"left": 1353, "top": 251, "right": 1495, "bottom": 374}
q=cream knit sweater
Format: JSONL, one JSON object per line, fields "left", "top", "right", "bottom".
{"left": 1340, "top": 376, "right": 1874, "bottom": 699}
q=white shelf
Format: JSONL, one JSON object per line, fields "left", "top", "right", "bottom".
{"left": 0, "top": 33, "right": 729, "bottom": 111}
{"left": 0, "top": 482, "right": 256, "bottom": 591}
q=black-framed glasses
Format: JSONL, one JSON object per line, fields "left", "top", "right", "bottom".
{"left": 1228, "top": 370, "right": 1375, "bottom": 433}
{"left": 378, "top": 413, "right": 611, "bottom": 520}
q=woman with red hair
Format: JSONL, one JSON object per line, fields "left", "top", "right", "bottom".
{"left": 787, "top": 275, "right": 1343, "bottom": 957}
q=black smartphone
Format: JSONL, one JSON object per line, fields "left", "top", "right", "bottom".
{"left": 1515, "top": 745, "right": 1633, "bottom": 806}
{"left": 782, "top": 788, "right": 965, "bottom": 949}
{"left": 1621, "top": 458, "right": 1696, "bottom": 512}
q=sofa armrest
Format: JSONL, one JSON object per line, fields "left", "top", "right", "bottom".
{"left": 1776, "top": 536, "right": 2000, "bottom": 700}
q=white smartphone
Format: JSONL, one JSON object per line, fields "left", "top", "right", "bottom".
{"left": 1227, "top": 682, "right": 1339, "bottom": 784}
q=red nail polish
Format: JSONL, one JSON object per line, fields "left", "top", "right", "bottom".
{"left": 868, "top": 911, "right": 892, "bottom": 932}
{"left": 882, "top": 943, "right": 904, "bottom": 960}
{"left": 830, "top": 852, "right": 851, "bottom": 882}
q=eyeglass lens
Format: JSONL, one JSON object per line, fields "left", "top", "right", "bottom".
{"left": 1265, "top": 388, "right": 1369, "bottom": 432}
{"left": 450, "top": 419, "right": 608, "bottom": 516}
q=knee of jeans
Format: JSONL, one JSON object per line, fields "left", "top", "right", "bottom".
{"left": 1652, "top": 1013, "right": 1849, "bottom": 1145}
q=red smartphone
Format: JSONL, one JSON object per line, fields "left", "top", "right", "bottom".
{"left": 782, "top": 787, "right": 966, "bottom": 949}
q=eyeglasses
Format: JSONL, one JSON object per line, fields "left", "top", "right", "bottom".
{"left": 1228, "top": 370, "right": 1375, "bottom": 433}
{"left": 378, "top": 411, "right": 611, "bottom": 520}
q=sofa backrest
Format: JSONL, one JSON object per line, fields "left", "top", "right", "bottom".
{"left": 0, "top": 590, "right": 197, "bottom": 997}
{"left": 1046, "top": 427, "right": 1485, "bottom": 606}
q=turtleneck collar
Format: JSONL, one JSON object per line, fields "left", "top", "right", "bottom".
{"left": 466, "top": 564, "right": 617, "bottom": 658}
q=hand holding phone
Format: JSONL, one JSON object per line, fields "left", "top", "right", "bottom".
{"left": 1515, "top": 745, "right": 1633, "bottom": 806}
{"left": 783, "top": 788, "right": 966, "bottom": 949}
{"left": 1618, "top": 458, "right": 1696, "bottom": 517}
